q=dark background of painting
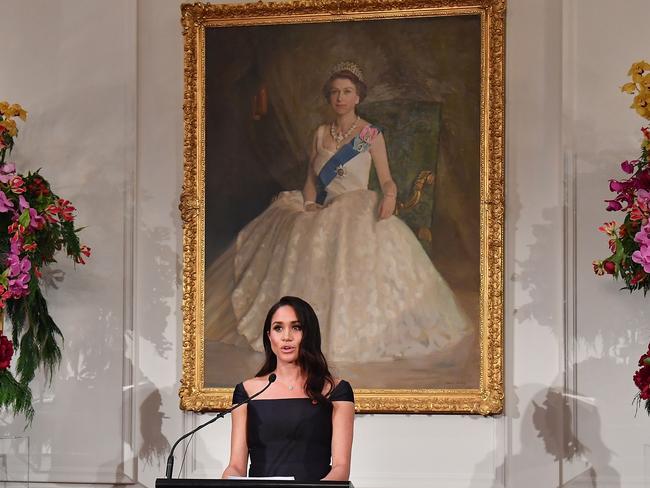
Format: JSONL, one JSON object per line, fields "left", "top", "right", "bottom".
{"left": 203, "top": 14, "right": 481, "bottom": 389}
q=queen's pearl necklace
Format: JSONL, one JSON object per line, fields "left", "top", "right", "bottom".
{"left": 330, "top": 115, "right": 359, "bottom": 148}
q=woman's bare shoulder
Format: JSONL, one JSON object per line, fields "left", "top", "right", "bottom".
{"left": 358, "top": 117, "right": 371, "bottom": 128}
{"left": 242, "top": 376, "right": 270, "bottom": 396}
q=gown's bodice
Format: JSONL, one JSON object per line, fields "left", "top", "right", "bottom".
{"left": 313, "top": 125, "right": 372, "bottom": 202}
{"left": 232, "top": 380, "right": 354, "bottom": 482}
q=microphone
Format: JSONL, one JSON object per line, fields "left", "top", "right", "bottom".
{"left": 165, "top": 373, "right": 276, "bottom": 479}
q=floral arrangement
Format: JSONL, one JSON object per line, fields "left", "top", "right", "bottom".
{"left": 594, "top": 62, "right": 650, "bottom": 293}
{"left": 592, "top": 62, "right": 650, "bottom": 415}
{"left": 0, "top": 101, "right": 90, "bottom": 422}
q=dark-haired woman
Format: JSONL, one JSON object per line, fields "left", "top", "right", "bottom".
{"left": 206, "top": 61, "right": 469, "bottom": 362}
{"left": 222, "top": 296, "right": 355, "bottom": 482}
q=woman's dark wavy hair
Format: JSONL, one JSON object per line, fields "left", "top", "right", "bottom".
{"left": 255, "top": 296, "right": 334, "bottom": 404}
{"left": 322, "top": 70, "right": 368, "bottom": 104}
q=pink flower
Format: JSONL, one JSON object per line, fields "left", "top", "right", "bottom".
{"left": 605, "top": 199, "right": 623, "bottom": 211}
{"left": 635, "top": 222, "right": 650, "bottom": 247}
{"left": 0, "top": 163, "right": 16, "bottom": 184}
{"left": 621, "top": 160, "right": 635, "bottom": 174}
{"left": 28, "top": 208, "right": 45, "bottom": 230}
{"left": 17, "top": 195, "right": 29, "bottom": 212}
{"left": 10, "top": 235, "right": 22, "bottom": 255}
{"left": 609, "top": 179, "right": 628, "bottom": 193}
{"left": 7, "top": 254, "right": 31, "bottom": 277}
{"left": 638, "top": 189, "right": 650, "bottom": 204}
{"left": 0, "top": 191, "right": 14, "bottom": 213}
{"left": 8, "top": 273, "right": 30, "bottom": 297}
{"left": 632, "top": 245, "right": 650, "bottom": 273}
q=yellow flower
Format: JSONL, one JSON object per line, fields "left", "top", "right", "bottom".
{"left": 628, "top": 61, "right": 650, "bottom": 77}
{"left": 622, "top": 82, "right": 638, "bottom": 94}
{"left": 0, "top": 101, "right": 8, "bottom": 116}
{"left": 8, "top": 104, "right": 27, "bottom": 121}
{"left": 0, "top": 118, "right": 17, "bottom": 136}
{"left": 639, "top": 74, "right": 650, "bottom": 93}
{"left": 632, "top": 92, "right": 650, "bottom": 119}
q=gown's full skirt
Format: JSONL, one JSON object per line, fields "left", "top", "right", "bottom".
{"left": 206, "top": 188, "right": 470, "bottom": 362}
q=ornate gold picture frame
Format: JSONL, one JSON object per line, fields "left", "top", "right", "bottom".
{"left": 180, "top": 0, "right": 505, "bottom": 414}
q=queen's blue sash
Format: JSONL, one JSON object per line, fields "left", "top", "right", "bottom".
{"left": 316, "top": 126, "right": 380, "bottom": 205}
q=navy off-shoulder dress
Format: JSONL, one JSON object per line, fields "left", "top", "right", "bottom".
{"left": 232, "top": 380, "right": 354, "bottom": 482}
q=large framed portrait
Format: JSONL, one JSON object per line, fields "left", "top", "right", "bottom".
{"left": 179, "top": 0, "right": 505, "bottom": 414}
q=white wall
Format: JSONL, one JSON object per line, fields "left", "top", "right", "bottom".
{"left": 567, "top": 1, "right": 650, "bottom": 486}
{"left": 0, "top": 0, "right": 646, "bottom": 487}
{"left": 0, "top": 0, "right": 137, "bottom": 484}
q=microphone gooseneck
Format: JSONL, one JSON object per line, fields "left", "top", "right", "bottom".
{"left": 165, "top": 374, "right": 276, "bottom": 479}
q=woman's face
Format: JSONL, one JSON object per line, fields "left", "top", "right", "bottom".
{"left": 328, "top": 77, "right": 359, "bottom": 116}
{"left": 267, "top": 305, "right": 303, "bottom": 364}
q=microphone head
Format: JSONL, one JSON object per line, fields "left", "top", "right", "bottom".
{"left": 268, "top": 373, "right": 277, "bottom": 383}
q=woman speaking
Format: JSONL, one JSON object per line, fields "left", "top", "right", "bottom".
{"left": 221, "top": 296, "right": 355, "bottom": 482}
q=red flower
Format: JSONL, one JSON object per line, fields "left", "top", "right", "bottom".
{"left": 634, "top": 365, "right": 650, "bottom": 399}
{"left": 8, "top": 222, "right": 24, "bottom": 236}
{"left": 608, "top": 239, "right": 616, "bottom": 253}
{"left": 9, "top": 176, "right": 25, "bottom": 194}
{"left": 23, "top": 242, "right": 37, "bottom": 252}
{"left": 26, "top": 176, "right": 50, "bottom": 197}
{"left": 0, "top": 334, "right": 13, "bottom": 369}
{"left": 631, "top": 270, "right": 647, "bottom": 286}
{"left": 57, "top": 198, "right": 75, "bottom": 222}
{"left": 43, "top": 203, "right": 59, "bottom": 223}
{"left": 74, "top": 245, "right": 91, "bottom": 265}
{"left": 603, "top": 261, "right": 616, "bottom": 274}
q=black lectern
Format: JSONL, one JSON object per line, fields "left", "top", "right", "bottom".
{"left": 156, "top": 479, "right": 354, "bottom": 488}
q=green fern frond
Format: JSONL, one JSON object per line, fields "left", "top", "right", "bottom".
{"left": 0, "top": 370, "right": 34, "bottom": 423}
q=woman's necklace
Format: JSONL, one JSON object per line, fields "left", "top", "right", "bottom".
{"left": 330, "top": 115, "right": 359, "bottom": 149}
{"left": 276, "top": 376, "right": 300, "bottom": 391}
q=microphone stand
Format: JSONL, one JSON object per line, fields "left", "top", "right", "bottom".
{"left": 165, "top": 374, "right": 276, "bottom": 479}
